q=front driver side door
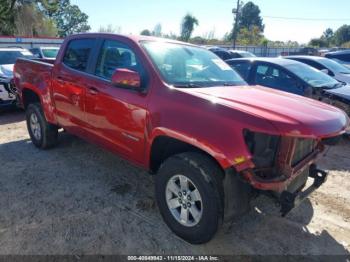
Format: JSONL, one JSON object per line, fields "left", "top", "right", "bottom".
{"left": 84, "top": 38, "right": 149, "bottom": 164}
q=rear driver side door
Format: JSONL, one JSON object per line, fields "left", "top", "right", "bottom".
{"left": 52, "top": 38, "right": 97, "bottom": 134}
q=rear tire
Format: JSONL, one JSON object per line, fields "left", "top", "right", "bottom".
{"left": 26, "top": 103, "right": 58, "bottom": 149}
{"left": 155, "top": 152, "right": 224, "bottom": 244}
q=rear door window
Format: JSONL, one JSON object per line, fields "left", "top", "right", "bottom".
{"left": 63, "top": 39, "right": 96, "bottom": 72}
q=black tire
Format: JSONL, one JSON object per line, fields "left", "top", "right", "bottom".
{"left": 26, "top": 103, "right": 58, "bottom": 149}
{"left": 155, "top": 152, "right": 224, "bottom": 244}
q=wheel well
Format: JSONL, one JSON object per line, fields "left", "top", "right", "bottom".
{"left": 22, "top": 89, "right": 41, "bottom": 109}
{"left": 149, "top": 136, "right": 223, "bottom": 174}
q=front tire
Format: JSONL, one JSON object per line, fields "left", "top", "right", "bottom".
{"left": 155, "top": 152, "right": 224, "bottom": 244}
{"left": 26, "top": 103, "right": 58, "bottom": 149}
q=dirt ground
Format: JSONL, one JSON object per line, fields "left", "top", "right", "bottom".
{"left": 0, "top": 109, "right": 349, "bottom": 256}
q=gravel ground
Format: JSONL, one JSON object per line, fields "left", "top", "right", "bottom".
{"left": 0, "top": 109, "right": 349, "bottom": 256}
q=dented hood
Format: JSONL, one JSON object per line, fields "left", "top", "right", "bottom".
{"left": 180, "top": 85, "right": 349, "bottom": 138}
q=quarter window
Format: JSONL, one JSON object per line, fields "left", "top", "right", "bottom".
{"left": 63, "top": 39, "right": 96, "bottom": 72}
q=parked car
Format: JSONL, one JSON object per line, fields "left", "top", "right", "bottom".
{"left": 207, "top": 46, "right": 233, "bottom": 60}
{"left": 226, "top": 58, "right": 350, "bottom": 116}
{"left": 280, "top": 47, "right": 319, "bottom": 56}
{"left": 29, "top": 46, "right": 59, "bottom": 60}
{"left": 227, "top": 49, "right": 256, "bottom": 58}
{"left": 285, "top": 56, "right": 350, "bottom": 84}
{"left": 325, "top": 50, "right": 350, "bottom": 68}
{"left": 0, "top": 48, "right": 34, "bottom": 108}
{"left": 14, "top": 34, "right": 349, "bottom": 244}
{"left": 207, "top": 47, "right": 256, "bottom": 61}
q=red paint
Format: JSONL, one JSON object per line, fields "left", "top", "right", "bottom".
{"left": 14, "top": 33, "right": 350, "bottom": 192}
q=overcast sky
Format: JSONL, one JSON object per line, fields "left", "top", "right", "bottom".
{"left": 71, "top": 0, "right": 350, "bottom": 44}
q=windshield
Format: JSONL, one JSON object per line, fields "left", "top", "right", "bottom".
{"left": 318, "top": 58, "right": 350, "bottom": 74}
{"left": 142, "top": 41, "right": 247, "bottom": 87}
{"left": 0, "top": 50, "right": 34, "bottom": 65}
{"left": 285, "top": 62, "right": 341, "bottom": 89}
{"left": 42, "top": 48, "right": 59, "bottom": 59}
{"left": 239, "top": 51, "right": 256, "bottom": 58}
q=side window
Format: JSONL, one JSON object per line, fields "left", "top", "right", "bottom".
{"left": 214, "top": 51, "right": 224, "bottom": 59}
{"left": 255, "top": 64, "right": 300, "bottom": 93}
{"left": 95, "top": 40, "right": 139, "bottom": 80}
{"left": 302, "top": 60, "right": 325, "bottom": 70}
{"left": 222, "top": 52, "right": 231, "bottom": 60}
{"left": 256, "top": 65, "right": 268, "bottom": 75}
{"left": 340, "top": 54, "right": 350, "bottom": 62}
{"left": 230, "top": 53, "right": 240, "bottom": 59}
{"left": 63, "top": 39, "right": 96, "bottom": 72}
{"left": 30, "top": 49, "right": 40, "bottom": 56}
{"left": 231, "top": 62, "right": 251, "bottom": 80}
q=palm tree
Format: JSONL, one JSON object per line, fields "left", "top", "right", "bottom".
{"left": 180, "top": 14, "right": 199, "bottom": 42}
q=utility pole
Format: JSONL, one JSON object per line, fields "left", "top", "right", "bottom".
{"left": 232, "top": 0, "right": 241, "bottom": 49}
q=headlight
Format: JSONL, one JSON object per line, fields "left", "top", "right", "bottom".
{"left": 243, "top": 130, "right": 280, "bottom": 169}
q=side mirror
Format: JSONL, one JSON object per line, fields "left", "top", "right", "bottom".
{"left": 111, "top": 69, "right": 141, "bottom": 89}
{"left": 320, "top": 69, "right": 329, "bottom": 75}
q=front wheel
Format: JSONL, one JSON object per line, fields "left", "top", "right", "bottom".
{"left": 26, "top": 103, "right": 58, "bottom": 149}
{"left": 155, "top": 152, "right": 224, "bottom": 244}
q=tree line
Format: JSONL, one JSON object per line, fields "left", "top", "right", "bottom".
{"left": 138, "top": 2, "right": 298, "bottom": 47}
{"left": 309, "top": 26, "right": 350, "bottom": 48}
{"left": 1, "top": 0, "right": 349, "bottom": 48}
{"left": 0, "top": 0, "right": 90, "bottom": 37}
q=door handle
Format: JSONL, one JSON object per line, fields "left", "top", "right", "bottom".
{"left": 56, "top": 76, "right": 65, "bottom": 84}
{"left": 88, "top": 86, "right": 99, "bottom": 95}
{"left": 57, "top": 76, "right": 73, "bottom": 84}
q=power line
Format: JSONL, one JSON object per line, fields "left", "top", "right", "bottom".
{"left": 263, "top": 16, "right": 350, "bottom": 21}
{"left": 232, "top": 0, "right": 241, "bottom": 48}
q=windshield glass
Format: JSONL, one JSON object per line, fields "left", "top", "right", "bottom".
{"left": 42, "top": 48, "right": 59, "bottom": 59}
{"left": 239, "top": 51, "right": 256, "bottom": 58}
{"left": 285, "top": 62, "right": 340, "bottom": 89}
{"left": 331, "top": 58, "right": 350, "bottom": 67}
{"left": 318, "top": 58, "right": 350, "bottom": 74}
{"left": 142, "top": 41, "right": 247, "bottom": 87}
{"left": 0, "top": 50, "right": 34, "bottom": 65}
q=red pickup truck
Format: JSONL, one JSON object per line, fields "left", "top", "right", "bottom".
{"left": 14, "top": 33, "right": 349, "bottom": 244}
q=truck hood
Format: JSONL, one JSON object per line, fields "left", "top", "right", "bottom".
{"left": 325, "top": 84, "right": 350, "bottom": 102}
{"left": 0, "top": 64, "right": 14, "bottom": 80}
{"left": 179, "top": 85, "right": 349, "bottom": 138}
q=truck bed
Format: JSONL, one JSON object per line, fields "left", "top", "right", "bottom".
{"left": 15, "top": 58, "right": 54, "bottom": 109}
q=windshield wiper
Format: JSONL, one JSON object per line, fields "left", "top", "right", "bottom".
{"left": 172, "top": 83, "right": 204, "bottom": 88}
{"left": 331, "top": 82, "right": 345, "bottom": 89}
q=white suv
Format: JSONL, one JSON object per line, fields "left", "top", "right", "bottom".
{"left": 0, "top": 48, "right": 34, "bottom": 107}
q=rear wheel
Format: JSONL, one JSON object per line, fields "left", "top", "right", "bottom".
{"left": 155, "top": 152, "right": 224, "bottom": 244}
{"left": 26, "top": 103, "right": 58, "bottom": 149}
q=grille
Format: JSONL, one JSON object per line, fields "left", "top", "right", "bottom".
{"left": 291, "top": 138, "right": 316, "bottom": 166}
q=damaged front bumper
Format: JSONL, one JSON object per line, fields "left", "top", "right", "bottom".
{"left": 225, "top": 134, "right": 337, "bottom": 219}
{"left": 279, "top": 164, "right": 328, "bottom": 216}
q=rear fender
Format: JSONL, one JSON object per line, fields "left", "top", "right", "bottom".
{"left": 21, "top": 85, "right": 56, "bottom": 124}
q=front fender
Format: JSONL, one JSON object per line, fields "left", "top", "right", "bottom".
{"left": 146, "top": 127, "right": 253, "bottom": 171}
